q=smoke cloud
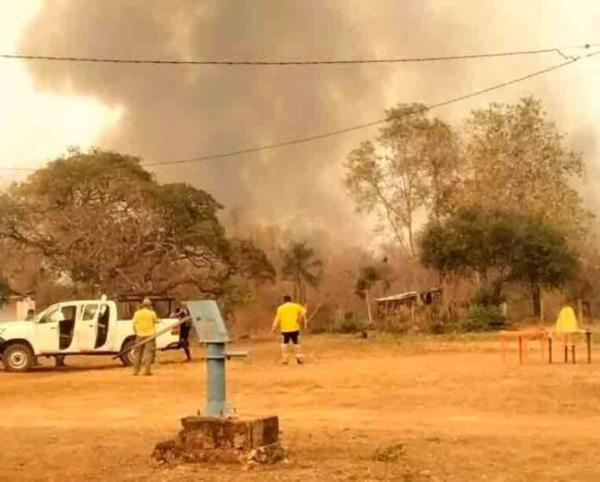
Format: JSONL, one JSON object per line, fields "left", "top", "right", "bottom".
{"left": 17, "top": 0, "right": 600, "bottom": 240}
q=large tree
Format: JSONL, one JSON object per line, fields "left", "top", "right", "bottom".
{"left": 344, "top": 104, "right": 461, "bottom": 257}
{"left": 0, "top": 148, "right": 274, "bottom": 299}
{"left": 419, "top": 207, "right": 516, "bottom": 301}
{"left": 510, "top": 218, "right": 578, "bottom": 316}
{"left": 419, "top": 206, "right": 578, "bottom": 314}
{"left": 461, "top": 97, "right": 591, "bottom": 233}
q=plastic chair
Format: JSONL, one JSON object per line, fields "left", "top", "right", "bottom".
{"left": 548, "top": 306, "right": 591, "bottom": 364}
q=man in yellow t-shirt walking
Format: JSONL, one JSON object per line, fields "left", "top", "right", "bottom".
{"left": 272, "top": 295, "right": 307, "bottom": 365}
{"left": 132, "top": 298, "right": 159, "bottom": 376}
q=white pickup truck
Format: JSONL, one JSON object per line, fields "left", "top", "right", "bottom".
{"left": 0, "top": 298, "right": 181, "bottom": 372}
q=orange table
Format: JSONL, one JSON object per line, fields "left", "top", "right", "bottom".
{"left": 499, "top": 329, "right": 548, "bottom": 364}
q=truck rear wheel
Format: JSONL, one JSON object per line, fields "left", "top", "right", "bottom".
{"left": 119, "top": 338, "right": 137, "bottom": 367}
{"left": 2, "top": 343, "right": 34, "bottom": 372}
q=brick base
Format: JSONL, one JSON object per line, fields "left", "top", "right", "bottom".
{"left": 152, "top": 416, "right": 284, "bottom": 465}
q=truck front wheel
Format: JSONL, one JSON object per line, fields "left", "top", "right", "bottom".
{"left": 119, "top": 338, "right": 137, "bottom": 367}
{"left": 2, "top": 343, "right": 34, "bottom": 372}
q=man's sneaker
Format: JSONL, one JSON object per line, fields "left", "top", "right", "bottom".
{"left": 296, "top": 358, "right": 304, "bottom": 365}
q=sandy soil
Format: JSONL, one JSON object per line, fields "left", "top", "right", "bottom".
{"left": 1, "top": 334, "right": 600, "bottom": 481}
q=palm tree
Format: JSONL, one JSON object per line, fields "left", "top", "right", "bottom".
{"left": 280, "top": 242, "right": 324, "bottom": 305}
{"left": 355, "top": 266, "right": 381, "bottom": 326}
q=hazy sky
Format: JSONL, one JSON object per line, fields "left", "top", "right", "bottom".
{"left": 1, "top": 0, "right": 599, "bottom": 243}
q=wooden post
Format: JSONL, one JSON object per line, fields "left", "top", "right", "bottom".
{"left": 548, "top": 337, "right": 553, "bottom": 364}
{"left": 572, "top": 345, "right": 576, "bottom": 364}
{"left": 365, "top": 289, "right": 373, "bottom": 327}
{"left": 518, "top": 336, "right": 523, "bottom": 364}
{"left": 577, "top": 299, "right": 583, "bottom": 325}
{"left": 587, "top": 331, "right": 592, "bottom": 364}
{"left": 539, "top": 295, "right": 544, "bottom": 322}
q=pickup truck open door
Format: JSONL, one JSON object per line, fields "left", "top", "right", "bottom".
{"left": 36, "top": 303, "right": 78, "bottom": 353}
{"left": 77, "top": 303, "right": 99, "bottom": 351}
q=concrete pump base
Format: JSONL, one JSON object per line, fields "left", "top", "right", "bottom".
{"left": 152, "top": 415, "right": 284, "bottom": 465}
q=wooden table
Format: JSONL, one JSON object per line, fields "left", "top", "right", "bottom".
{"left": 499, "top": 329, "right": 592, "bottom": 364}
{"left": 548, "top": 330, "right": 591, "bottom": 364}
{"left": 499, "top": 329, "right": 548, "bottom": 364}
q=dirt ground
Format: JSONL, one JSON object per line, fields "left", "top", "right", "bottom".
{"left": 2, "top": 334, "right": 600, "bottom": 481}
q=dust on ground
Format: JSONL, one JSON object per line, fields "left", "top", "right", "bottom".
{"left": 1, "top": 334, "right": 599, "bottom": 481}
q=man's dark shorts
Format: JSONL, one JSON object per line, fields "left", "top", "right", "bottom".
{"left": 282, "top": 331, "right": 300, "bottom": 345}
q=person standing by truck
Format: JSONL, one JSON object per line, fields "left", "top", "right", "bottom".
{"left": 132, "top": 298, "right": 158, "bottom": 376}
{"left": 174, "top": 303, "right": 193, "bottom": 362}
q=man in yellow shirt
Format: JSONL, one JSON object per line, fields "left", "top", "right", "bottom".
{"left": 272, "top": 295, "right": 307, "bottom": 364}
{"left": 132, "top": 298, "right": 158, "bottom": 376}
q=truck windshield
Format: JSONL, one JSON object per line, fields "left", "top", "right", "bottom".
{"left": 38, "top": 306, "right": 61, "bottom": 324}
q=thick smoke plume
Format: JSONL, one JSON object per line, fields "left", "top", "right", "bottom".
{"left": 18, "top": 0, "right": 600, "bottom": 240}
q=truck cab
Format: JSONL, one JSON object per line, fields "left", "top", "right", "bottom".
{"left": 34, "top": 300, "right": 117, "bottom": 353}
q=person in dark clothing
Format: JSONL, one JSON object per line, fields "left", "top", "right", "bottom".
{"left": 174, "top": 305, "right": 192, "bottom": 362}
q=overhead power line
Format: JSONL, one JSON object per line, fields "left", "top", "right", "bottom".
{"left": 2, "top": 49, "right": 599, "bottom": 173}
{"left": 1, "top": 44, "right": 599, "bottom": 66}
{"left": 143, "top": 50, "right": 600, "bottom": 167}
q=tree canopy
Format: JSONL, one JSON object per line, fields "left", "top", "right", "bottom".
{"left": 419, "top": 206, "right": 578, "bottom": 311}
{"left": 461, "top": 97, "right": 590, "bottom": 233}
{"left": 344, "top": 104, "right": 461, "bottom": 256}
{"left": 345, "top": 97, "right": 590, "bottom": 259}
{"left": 354, "top": 266, "right": 381, "bottom": 297}
{"left": 0, "top": 148, "right": 274, "bottom": 300}
{"left": 280, "top": 241, "right": 324, "bottom": 304}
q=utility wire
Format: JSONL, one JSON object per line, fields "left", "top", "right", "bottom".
{"left": 2, "top": 49, "right": 599, "bottom": 173}
{"left": 143, "top": 50, "right": 600, "bottom": 167}
{"left": 1, "top": 44, "right": 599, "bottom": 66}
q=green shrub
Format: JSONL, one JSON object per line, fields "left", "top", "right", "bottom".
{"left": 308, "top": 319, "right": 330, "bottom": 334}
{"left": 308, "top": 305, "right": 335, "bottom": 334}
{"left": 336, "top": 313, "right": 366, "bottom": 334}
{"left": 429, "top": 321, "right": 447, "bottom": 334}
{"left": 458, "top": 304, "right": 506, "bottom": 332}
{"left": 308, "top": 310, "right": 366, "bottom": 334}
{"left": 470, "top": 287, "right": 504, "bottom": 307}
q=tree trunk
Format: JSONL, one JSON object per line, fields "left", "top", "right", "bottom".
{"left": 293, "top": 280, "right": 301, "bottom": 303}
{"left": 531, "top": 283, "right": 541, "bottom": 318}
{"left": 491, "top": 279, "right": 503, "bottom": 305}
{"left": 299, "top": 281, "right": 307, "bottom": 305}
{"left": 407, "top": 221, "right": 415, "bottom": 258}
{"left": 365, "top": 289, "right": 373, "bottom": 327}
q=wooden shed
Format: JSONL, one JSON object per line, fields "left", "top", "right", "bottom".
{"left": 375, "top": 288, "right": 442, "bottom": 328}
